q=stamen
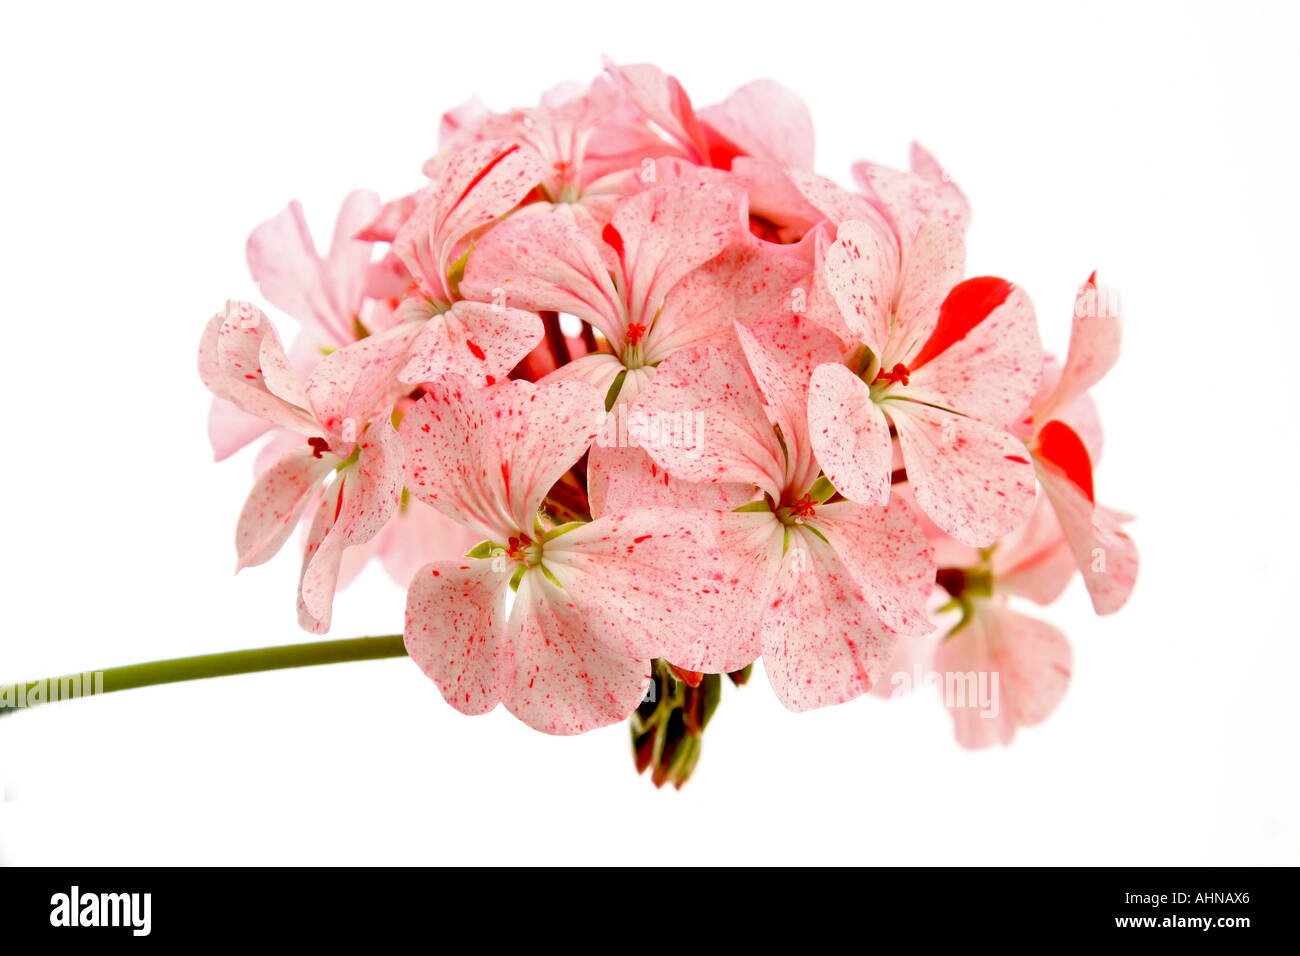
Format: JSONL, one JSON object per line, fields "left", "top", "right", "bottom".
{"left": 872, "top": 362, "right": 911, "bottom": 387}
{"left": 625, "top": 322, "right": 647, "bottom": 346}
{"left": 789, "top": 493, "right": 817, "bottom": 523}
{"left": 505, "top": 534, "right": 533, "bottom": 560}
{"left": 307, "top": 437, "right": 330, "bottom": 459}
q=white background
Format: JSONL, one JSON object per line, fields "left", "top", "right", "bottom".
{"left": 1, "top": 0, "right": 1296, "bottom": 865}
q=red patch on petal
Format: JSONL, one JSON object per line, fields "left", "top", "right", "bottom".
{"left": 1037, "top": 420, "right": 1094, "bottom": 504}
{"left": 910, "top": 276, "right": 1013, "bottom": 369}
{"left": 601, "top": 222, "right": 625, "bottom": 263}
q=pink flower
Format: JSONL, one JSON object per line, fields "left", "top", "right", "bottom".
{"left": 460, "top": 181, "right": 747, "bottom": 406}
{"left": 397, "top": 376, "right": 735, "bottom": 734}
{"left": 208, "top": 191, "right": 383, "bottom": 461}
{"left": 808, "top": 217, "right": 1043, "bottom": 546}
{"left": 389, "top": 139, "right": 547, "bottom": 387}
{"left": 630, "top": 319, "right": 935, "bottom": 710}
{"left": 929, "top": 500, "right": 1076, "bottom": 748}
{"left": 199, "top": 301, "right": 405, "bottom": 632}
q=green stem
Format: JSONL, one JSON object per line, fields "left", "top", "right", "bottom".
{"left": 0, "top": 635, "right": 406, "bottom": 718}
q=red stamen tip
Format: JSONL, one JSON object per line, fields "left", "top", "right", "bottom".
{"left": 872, "top": 362, "right": 911, "bottom": 387}
{"left": 626, "top": 322, "right": 647, "bottom": 346}
{"left": 307, "top": 437, "right": 330, "bottom": 459}
{"left": 790, "top": 493, "right": 817, "bottom": 522}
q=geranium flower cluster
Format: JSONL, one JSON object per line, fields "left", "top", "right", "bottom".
{"left": 199, "top": 60, "right": 1136, "bottom": 774}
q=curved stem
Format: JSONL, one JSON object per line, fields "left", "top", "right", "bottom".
{"left": 0, "top": 634, "right": 406, "bottom": 718}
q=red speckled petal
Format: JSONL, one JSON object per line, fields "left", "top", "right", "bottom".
{"left": 761, "top": 530, "right": 897, "bottom": 712}
{"left": 851, "top": 160, "right": 972, "bottom": 256}
{"left": 992, "top": 499, "right": 1077, "bottom": 606}
{"left": 304, "top": 323, "right": 418, "bottom": 443}
{"left": 824, "top": 219, "right": 894, "bottom": 355}
{"left": 631, "top": 346, "right": 785, "bottom": 500}
{"left": 887, "top": 219, "right": 967, "bottom": 366}
{"left": 235, "top": 445, "right": 335, "bottom": 571}
{"left": 807, "top": 363, "right": 892, "bottom": 506}
{"left": 505, "top": 572, "right": 651, "bottom": 735}
{"left": 1035, "top": 275, "right": 1122, "bottom": 427}
{"left": 399, "top": 377, "right": 602, "bottom": 539}
{"left": 544, "top": 507, "right": 737, "bottom": 663}
{"left": 1035, "top": 456, "right": 1138, "bottom": 616}
{"left": 393, "top": 140, "right": 545, "bottom": 301}
{"left": 934, "top": 603, "right": 1071, "bottom": 749}
{"left": 298, "top": 422, "right": 403, "bottom": 631}
{"left": 398, "top": 376, "right": 510, "bottom": 542}
{"left": 398, "top": 300, "right": 543, "bottom": 386}
{"left": 199, "top": 303, "right": 317, "bottom": 435}
{"left": 736, "top": 316, "right": 842, "bottom": 495}
{"left": 645, "top": 238, "right": 809, "bottom": 363}
{"left": 404, "top": 560, "right": 509, "bottom": 716}
{"left": 483, "top": 380, "right": 603, "bottom": 532}
{"left": 890, "top": 401, "right": 1036, "bottom": 547}
{"left": 585, "top": 442, "right": 752, "bottom": 518}
{"left": 905, "top": 283, "right": 1043, "bottom": 428}
{"left": 458, "top": 205, "right": 626, "bottom": 343}
{"left": 611, "top": 183, "right": 744, "bottom": 329}
{"left": 813, "top": 498, "right": 936, "bottom": 635}
{"left": 909, "top": 142, "right": 971, "bottom": 230}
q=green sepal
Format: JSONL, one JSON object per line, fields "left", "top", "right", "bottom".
{"left": 808, "top": 475, "right": 837, "bottom": 503}
{"left": 445, "top": 248, "right": 471, "bottom": 299}
{"left": 604, "top": 369, "right": 628, "bottom": 412}
{"left": 542, "top": 521, "right": 585, "bottom": 542}
{"left": 464, "top": 540, "right": 499, "bottom": 560}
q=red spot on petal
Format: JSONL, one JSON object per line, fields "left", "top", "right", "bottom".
{"left": 1037, "top": 420, "right": 1094, "bottom": 504}
{"left": 466, "top": 339, "right": 486, "bottom": 361}
{"left": 602, "top": 222, "right": 625, "bottom": 263}
{"left": 911, "top": 276, "right": 1013, "bottom": 369}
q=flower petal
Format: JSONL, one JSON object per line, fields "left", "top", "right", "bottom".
{"left": 698, "top": 78, "right": 815, "bottom": 169}
{"left": 505, "top": 571, "right": 651, "bottom": 735}
{"left": 610, "top": 183, "right": 744, "bottom": 329}
{"left": 631, "top": 346, "right": 785, "bottom": 500}
{"left": 235, "top": 445, "right": 335, "bottom": 571}
{"left": 761, "top": 530, "right": 897, "bottom": 711}
{"left": 544, "top": 507, "right": 738, "bottom": 663}
{"left": 813, "top": 498, "right": 936, "bottom": 635}
{"left": 807, "top": 362, "right": 892, "bottom": 506}
{"left": 458, "top": 205, "right": 625, "bottom": 343}
{"left": 404, "top": 560, "right": 509, "bottom": 716}
{"left": 1034, "top": 275, "right": 1123, "bottom": 427}
{"left": 393, "top": 140, "right": 545, "bottom": 302}
{"left": 298, "top": 421, "right": 403, "bottom": 631}
{"left": 889, "top": 400, "right": 1036, "bottom": 546}
{"left": 398, "top": 300, "right": 543, "bottom": 387}
{"left": 933, "top": 603, "right": 1071, "bottom": 749}
{"left": 824, "top": 219, "right": 895, "bottom": 355}
{"left": 1035, "top": 443, "right": 1138, "bottom": 616}
{"left": 400, "top": 377, "right": 601, "bottom": 540}
{"left": 905, "top": 282, "right": 1043, "bottom": 428}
